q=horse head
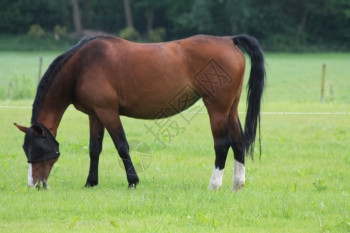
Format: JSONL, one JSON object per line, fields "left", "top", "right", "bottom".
{"left": 14, "top": 123, "right": 60, "bottom": 189}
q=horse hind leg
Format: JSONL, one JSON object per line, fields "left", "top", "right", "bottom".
{"left": 95, "top": 109, "right": 139, "bottom": 188}
{"left": 229, "top": 108, "right": 245, "bottom": 191}
{"left": 207, "top": 111, "right": 231, "bottom": 190}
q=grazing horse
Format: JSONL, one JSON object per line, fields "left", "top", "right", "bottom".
{"left": 15, "top": 34, "right": 265, "bottom": 190}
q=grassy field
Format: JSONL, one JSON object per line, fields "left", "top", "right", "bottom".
{"left": 0, "top": 52, "right": 349, "bottom": 232}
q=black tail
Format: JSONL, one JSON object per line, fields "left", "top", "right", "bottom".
{"left": 233, "top": 35, "right": 266, "bottom": 157}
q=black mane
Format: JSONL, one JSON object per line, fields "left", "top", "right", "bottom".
{"left": 31, "top": 36, "right": 104, "bottom": 124}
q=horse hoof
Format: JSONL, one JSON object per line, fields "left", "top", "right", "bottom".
{"left": 233, "top": 183, "right": 244, "bottom": 192}
{"left": 85, "top": 181, "right": 98, "bottom": 188}
{"left": 208, "top": 183, "right": 221, "bottom": 190}
{"left": 128, "top": 183, "right": 137, "bottom": 189}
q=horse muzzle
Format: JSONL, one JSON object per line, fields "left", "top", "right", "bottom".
{"left": 28, "top": 158, "right": 57, "bottom": 190}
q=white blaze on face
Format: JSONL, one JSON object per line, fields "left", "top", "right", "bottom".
{"left": 28, "top": 163, "right": 34, "bottom": 187}
{"left": 233, "top": 160, "right": 245, "bottom": 191}
{"left": 208, "top": 167, "right": 224, "bottom": 190}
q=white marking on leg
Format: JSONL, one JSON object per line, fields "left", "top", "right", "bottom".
{"left": 208, "top": 167, "right": 224, "bottom": 190}
{"left": 28, "top": 163, "right": 34, "bottom": 187}
{"left": 233, "top": 160, "right": 245, "bottom": 191}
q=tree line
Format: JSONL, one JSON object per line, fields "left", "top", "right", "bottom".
{"left": 0, "top": 0, "right": 349, "bottom": 51}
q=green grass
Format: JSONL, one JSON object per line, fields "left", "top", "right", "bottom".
{"left": 0, "top": 53, "right": 349, "bottom": 232}
{"left": 0, "top": 51, "right": 59, "bottom": 99}
{"left": 262, "top": 53, "right": 350, "bottom": 104}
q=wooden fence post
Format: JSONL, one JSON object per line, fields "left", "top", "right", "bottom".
{"left": 8, "top": 81, "right": 13, "bottom": 100}
{"left": 320, "top": 64, "right": 326, "bottom": 103}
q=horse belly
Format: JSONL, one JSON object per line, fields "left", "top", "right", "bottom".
{"left": 119, "top": 83, "right": 201, "bottom": 119}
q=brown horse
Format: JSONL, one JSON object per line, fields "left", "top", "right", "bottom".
{"left": 15, "top": 34, "right": 265, "bottom": 190}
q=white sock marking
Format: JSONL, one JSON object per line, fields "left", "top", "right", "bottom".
{"left": 233, "top": 160, "right": 245, "bottom": 191}
{"left": 208, "top": 167, "right": 224, "bottom": 190}
{"left": 28, "top": 163, "right": 34, "bottom": 187}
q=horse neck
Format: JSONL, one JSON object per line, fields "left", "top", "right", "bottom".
{"left": 33, "top": 78, "right": 72, "bottom": 137}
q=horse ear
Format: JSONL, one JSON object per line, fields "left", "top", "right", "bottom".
{"left": 14, "top": 123, "right": 29, "bottom": 133}
{"left": 31, "top": 125, "right": 44, "bottom": 136}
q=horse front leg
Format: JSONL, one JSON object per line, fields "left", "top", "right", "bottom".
{"left": 95, "top": 109, "right": 139, "bottom": 188}
{"left": 85, "top": 115, "right": 105, "bottom": 187}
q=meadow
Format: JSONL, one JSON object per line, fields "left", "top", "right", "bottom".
{"left": 0, "top": 51, "right": 349, "bottom": 232}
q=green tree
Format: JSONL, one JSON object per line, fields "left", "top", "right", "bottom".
{"left": 71, "top": 0, "right": 83, "bottom": 38}
{"left": 0, "top": 0, "right": 349, "bottom": 51}
{"left": 0, "top": 0, "right": 32, "bottom": 33}
{"left": 0, "top": 0, "right": 70, "bottom": 34}
{"left": 177, "top": 0, "right": 214, "bottom": 34}
{"left": 134, "top": 1, "right": 165, "bottom": 35}
{"left": 123, "top": 0, "right": 133, "bottom": 28}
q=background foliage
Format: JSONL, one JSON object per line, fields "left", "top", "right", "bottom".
{"left": 0, "top": 0, "right": 349, "bottom": 51}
